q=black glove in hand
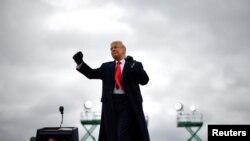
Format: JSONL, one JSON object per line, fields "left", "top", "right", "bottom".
{"left": 125, "top": 55, "right": 136, "bottom": 68}
{"left": 73, "top": 51, "right": 83, "bottom": 65}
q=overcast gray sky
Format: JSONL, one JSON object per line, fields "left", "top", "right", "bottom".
{"left": 1, "top": 0, "right": 250, "bottom": 141}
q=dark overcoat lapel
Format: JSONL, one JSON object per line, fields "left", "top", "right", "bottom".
{"left": 121, "top": 61, "right": 129, "bottom": 83}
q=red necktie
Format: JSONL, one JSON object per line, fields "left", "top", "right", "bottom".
{"left": 115, "top": 61, "right": 122, "bottom": 89}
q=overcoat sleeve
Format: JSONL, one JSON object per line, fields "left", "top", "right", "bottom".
{"left": 132, "top": 62, "right": 149, "bottom": 85}
{"left": 76, "top": 61, "right": 103, "bottom": 79}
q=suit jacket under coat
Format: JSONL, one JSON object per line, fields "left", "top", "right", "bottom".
{"left": 77, "top": 59, "right": 150, "bottom": 141}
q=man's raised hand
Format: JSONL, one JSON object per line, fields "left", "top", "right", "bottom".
{"left": 73, "top": 51, "right": 83, "bottom": 65}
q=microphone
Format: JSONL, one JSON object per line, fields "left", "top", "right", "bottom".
{"left": 59, "top": 106, "right": 64, "bottom": 115}
{"left": 59, "top": 106, "right": 64, "bottom": 128}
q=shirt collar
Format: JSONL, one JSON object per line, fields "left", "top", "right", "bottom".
{"left": 116, "top": 58, "right": 125, "bottom": 64}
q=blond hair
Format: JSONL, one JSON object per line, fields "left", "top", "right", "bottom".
{"left": 110, "top": 41, "right": 126, "bottom": 48}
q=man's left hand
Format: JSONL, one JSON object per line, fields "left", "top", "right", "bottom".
{"left": 125, "top": 55, "right": 136, "bottom": 68}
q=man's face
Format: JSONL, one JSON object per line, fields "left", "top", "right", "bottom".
{"left": 110, "top": 43, "right": 126, "bottom": 60}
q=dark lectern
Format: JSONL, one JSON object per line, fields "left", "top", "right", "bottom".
{"left": 36, "top": 127, "right": 79, "bottom": 141}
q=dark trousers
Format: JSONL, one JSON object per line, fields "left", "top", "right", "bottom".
{"left": 113, "top": 94, "right": 136, "bottom": 141}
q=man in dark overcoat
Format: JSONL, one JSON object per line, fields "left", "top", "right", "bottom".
{"left": 73, "top": 41, "right": 150, "bottom": 141}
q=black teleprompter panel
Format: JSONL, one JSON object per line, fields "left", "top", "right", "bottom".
{"left": 36, "top": 127, "right": 79, "bottom": 141}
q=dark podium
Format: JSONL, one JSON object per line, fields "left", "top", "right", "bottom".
{"left": 36, "top": 127, "right": 79, "bottom": 141}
